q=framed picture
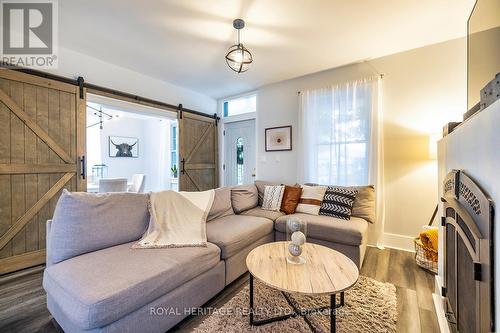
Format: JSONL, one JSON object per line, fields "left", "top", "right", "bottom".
{"left": 265, "top": 126, "right": 292, "bottom": 151}
{"left": 109, "top": 136, "right": 139, "bottom": 158}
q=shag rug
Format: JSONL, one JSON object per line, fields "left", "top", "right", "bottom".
{"left": 193, "top": 275, "right": 397, "bottom": 333}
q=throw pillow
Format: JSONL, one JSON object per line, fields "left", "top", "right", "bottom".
{"left": 295, "top": 185, "right": 327, "bottom": 215}
{"left": 319, "top": 186, "right": 358, "bottom": 220}
{"left": 304, "top": 183, "right": 376, "bottom": 223}
{"left": 255, "top": 180, "right": 280, "bottom": 206}
{"left": 262, "top": 185, "right": 285, "bottom": 211}
{"left": 280, "top": 185, "right": 302, "bottom": 214}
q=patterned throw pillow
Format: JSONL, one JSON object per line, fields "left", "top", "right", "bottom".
{"left": 295, "top": 185, "right": 327, "bottom": 215}
{"left": 262, "top": 185, "right": 285, "bottom": 211}
{"left": 319, "top": 186, "right": 358, "bottom": 220}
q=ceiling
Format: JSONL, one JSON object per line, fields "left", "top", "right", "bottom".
{"left": 59, "top": 0, "right": 475, "bottom": 99}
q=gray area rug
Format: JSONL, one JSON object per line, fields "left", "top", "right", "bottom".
{"left": 193, "top": 275, "right": 397, "bottom": 333}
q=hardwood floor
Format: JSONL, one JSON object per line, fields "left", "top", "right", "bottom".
{"left": 0, "top": 247, "right": 439, "bottom": 333}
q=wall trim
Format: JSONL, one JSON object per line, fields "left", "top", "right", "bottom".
{"left": 221, "top": 112, "right": 257, "bottom": 124}
{"left": 381, "top": 232, "right": 415, "bottom": 252}
{"left": 433, "top": 275, "right": 450, "bottom": 333}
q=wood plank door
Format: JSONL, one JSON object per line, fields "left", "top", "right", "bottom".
{"left": 178, "top": 111, "right": 218, "bottom": 191}
{"left": 0, "top": 70, "right": 86, "bottom": 275}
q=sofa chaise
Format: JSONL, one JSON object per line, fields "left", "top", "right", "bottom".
{"left": 43, "top": 181, "right": 375, "bottom": 332}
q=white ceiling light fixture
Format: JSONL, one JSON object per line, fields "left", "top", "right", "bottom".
{"left": 225, "top": 19, "right": 253, "bottom": 73}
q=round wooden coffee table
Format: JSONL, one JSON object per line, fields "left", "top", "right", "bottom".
{"left": 246, "top": 241, "right": 359, "bottom": 333}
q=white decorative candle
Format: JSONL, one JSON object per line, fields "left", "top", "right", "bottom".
{"left": 287, "top": 218, "right": 301, "bottom": 232}
{"left": 291, "top": 231, "right": 306, "bottom": 246}
{"left": 288, "top": 243, "right": 302, "bottom": 257}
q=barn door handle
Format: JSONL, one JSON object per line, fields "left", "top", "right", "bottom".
{"left": 80, "top": 155, "right": 86, "bottom": 179}
{"left": 181, "top": 158, "right": 185, "bottom": 175}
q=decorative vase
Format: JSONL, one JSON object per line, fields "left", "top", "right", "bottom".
{"left": 286, "top": 216, "right": 307, "bottom": 264}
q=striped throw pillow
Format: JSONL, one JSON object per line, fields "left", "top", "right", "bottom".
{"left": 295, "top": 185, "right": 327, "bottom": 215}
{"left": 261, "top": 185, "right": 285, "bottom": 211}
{"left": 319, "top": 186, "right": 358, "bottom": 220}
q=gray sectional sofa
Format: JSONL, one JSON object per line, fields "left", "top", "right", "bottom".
{"left": 43, "top": 181, "right": 375, "bottom": 333}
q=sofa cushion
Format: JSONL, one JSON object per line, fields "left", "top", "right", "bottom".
{"left": 241, "top": 207, "right": 285, "bottom": 221}
{"left": 207, "top": 187, "right": 234, "bottom": 222}
{"left": 43, "top": 242, "right": 221, "bottom": 329}
{"left": 207, "top": 215, "right": 273, "bottom": 259}
{"left": 255, "top": 180, "right": 279, "bottom": 205}
{"left": 348, "top": 185, "right": 376, "bottom": 224}
{"left": 275, "top": 213, "right": 368, "bottom": 246}
{"left": 48, "top": 190, "right": 149, "bottom": 264}
{"left": 231, "top": 184, "right": 258, "bottom": 213}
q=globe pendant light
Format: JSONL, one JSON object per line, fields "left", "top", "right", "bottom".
{"left": 225, "top": 19, "right": 253, "bottom": 73}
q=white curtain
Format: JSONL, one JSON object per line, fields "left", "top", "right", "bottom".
{"left": 298, "top": 77, "right": 385, "bottom": 246}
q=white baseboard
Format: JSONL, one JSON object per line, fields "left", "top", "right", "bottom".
{"left": 433, "top": 275, "right": 450, "bottom": 333}
{"left": 380, "top": 232, "right": 415, "bottom": 252}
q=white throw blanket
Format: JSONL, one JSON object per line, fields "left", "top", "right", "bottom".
{"left": 133, "top": 190, "right": 214, "bottom": 248}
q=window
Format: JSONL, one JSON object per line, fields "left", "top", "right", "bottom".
{"left": 236, "top": 137, "right": 244, "bottom": 185}
{"left": 299, "top": 79, "right": 375, "bottom": 186}
{"left": 170, "top": 124, "right": 178, "bottom": 177}
{"left": 223, "top": 94, "right": 256, "bottom": 117}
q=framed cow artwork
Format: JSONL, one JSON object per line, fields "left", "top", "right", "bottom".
{"left": 109, "top": 136, "right": 139, "bottom": 158}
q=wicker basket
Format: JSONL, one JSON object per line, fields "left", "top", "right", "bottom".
{"left": 414, "top": 237, "right": 438, "bottom": 274}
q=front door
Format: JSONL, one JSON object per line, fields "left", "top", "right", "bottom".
{"left": 224, "top": 119, "right": 256, "bottom": 186}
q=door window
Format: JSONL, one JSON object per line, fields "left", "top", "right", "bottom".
{"left": 236, "top": 137, "right": 244, "bottom": 185}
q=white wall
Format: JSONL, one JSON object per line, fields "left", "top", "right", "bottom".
{"left": 48, "top": 47, "right": 217, "bottom": 115}
{"left": 142, "top": 119, "right": 172, "bottom": 192}
{"left": 99, "top": 117, "right": 145, "bottom": 181}
{"left": 88, "top": 115, "right": 173, "bottom": 192}
{"left": 223, "top": 37, "right": 466, "bottom": 249}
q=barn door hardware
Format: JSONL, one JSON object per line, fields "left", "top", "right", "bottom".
{"left": 181, "top": 158, "right": 186, "bottom": 174}
{"left": 77, "top": 76, "right": 85, "bottom": 99}
{"left": 178, "top": 104, "right": 183, "bottom": 119}
{"left": 80, "top": 155, "right": 86, "bottom": 179}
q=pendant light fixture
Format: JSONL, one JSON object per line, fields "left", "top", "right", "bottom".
{"left": 225, "top": 19, "right": 253, "bottom": 73}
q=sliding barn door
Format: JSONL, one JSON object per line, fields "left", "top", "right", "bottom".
{"left": 178, "top": 111, "right": 218, "bottom": 191}
{"left": 0, "top": 70, "right": 86, "bottom": 275}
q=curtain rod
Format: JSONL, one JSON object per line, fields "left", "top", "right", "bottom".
{"left": 297, "top": 73, "right": 384, "bottom": 95}
{"left": 0, "top": 63, "right": 216, "bottom": 120}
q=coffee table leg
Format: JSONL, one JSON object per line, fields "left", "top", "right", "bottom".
{"left": 249, "top": 274, "right": 254, "bottom": 325}
{"left": 331, "top": 294, "right": 336, "bottom": 333}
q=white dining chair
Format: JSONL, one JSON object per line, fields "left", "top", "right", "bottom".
{"left": 128, "top": 174, "right": 146, "bottom": 193}
{"left": 98, "top": 178, "right": 128, "bottom": 193}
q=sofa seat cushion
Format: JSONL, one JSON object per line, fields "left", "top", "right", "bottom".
{"left": 43, "top": 242, "right": 221, "bottom": 330}
{"left": 240, "top": 207, "right": 285, "bottom": 221}
{"left": 207, "top": 215, "right": 273, "bottom": 259}
{"left": 275, "top": 213, "right": 368, "bottom": 246}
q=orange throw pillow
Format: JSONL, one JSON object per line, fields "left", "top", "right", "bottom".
{"left": 280, "top": 186, "right": 303, "bottom": 215}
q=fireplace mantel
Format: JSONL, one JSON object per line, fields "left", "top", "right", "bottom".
{"left": 437, "top": 99, "right": 500, "bottom": 332}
